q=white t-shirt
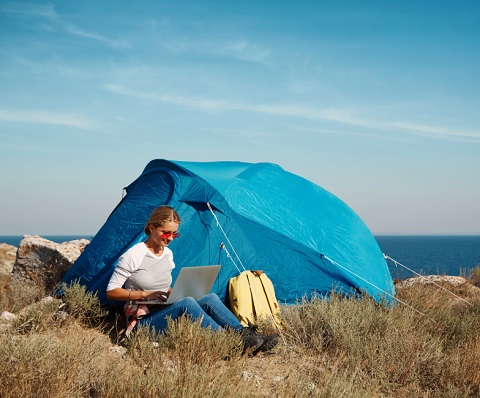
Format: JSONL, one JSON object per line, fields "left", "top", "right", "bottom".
{"left": 106, "top": 242, "right": 175, "bottom": 293}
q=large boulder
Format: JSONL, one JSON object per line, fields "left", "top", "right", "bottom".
{"left": 0, "top": 243, "right": 17, "bottom": 277}
{"left": 12, "top": 235, "right": 90, "bottom": 290}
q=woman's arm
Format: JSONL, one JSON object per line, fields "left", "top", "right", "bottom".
{"left": 106, "top": 287, "right": 168, "bottom": 302}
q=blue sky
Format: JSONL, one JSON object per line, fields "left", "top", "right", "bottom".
{"left": 1, "top": 0, "right": 479, "bottom": 235}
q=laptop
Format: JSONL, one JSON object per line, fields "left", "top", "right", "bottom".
{"left": 135, "top": 265, "right": 221, "bottom": 305}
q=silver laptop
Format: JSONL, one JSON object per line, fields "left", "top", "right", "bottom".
{"left": 135, "top": 265, "right": 221, "bottom": 305}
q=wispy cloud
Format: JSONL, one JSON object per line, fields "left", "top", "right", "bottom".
{"left": 62, "top": 22, "right": 130, "bottom": 48}
{"left": 157, "top": 35, "right": 270, "bottom": 64}
{"left": 313, "top": 109, "right": 480, "bottom": 143}
{"left": 114, "top": 115, "right": 181, "bottom": 127}
{"left": 1, "top": 1, "right": 130, "bottom": 48}
{"left": 104, "top": 84, "right": 480, "bottom": 143}
{"left": 104, "top": 84, "right": 238, "bottom": 111}
{"left": 0, "top": 2, "right": 57, "bottom": 18}
{"left": 294, "top": 126, "right": 423, "bottom": 144}
{"left": 0, "top": 109, "right": 96, "bottom": 130}
{"left": 224, "top": 39, "right": 271, "bottom": 64}
{"left": 386, "top": 121, "right": 480, "bottom": 142}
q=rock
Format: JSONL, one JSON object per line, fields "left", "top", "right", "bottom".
{"left": 12, "top": 235, "right": 90, "bottom": 291}
{"left": 0, "top": 243, "right": 17, "bottom": 276}
{"left": 162, "top": 359, "right": 176, "bottom": 373}
{"left": 242, "top": 371, "right": 262, "bottom": 388}
{"left": 55, "top": 310, "right": 69, "bottom": 321}
{"left": 109, "top": 345, "right": 127, "bottom": 356}
{"left": 0, "top": 311, "right": 17, "bottom": 333}
{"left": 305, "top": 381, "right": 317, "bottom": 392}
{"left": 395, "top": 275, "right": 468, "bottom": 289}
{"left": 0, "top": 311, "right": 17, "bottom": 322}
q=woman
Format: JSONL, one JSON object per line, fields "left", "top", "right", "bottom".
{"left": 106, "top": 205, "right": 277, "bottom": 353}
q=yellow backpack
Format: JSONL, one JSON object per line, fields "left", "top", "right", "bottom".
{"left": 228, "top": 270, "right": 283, "bottom": 328}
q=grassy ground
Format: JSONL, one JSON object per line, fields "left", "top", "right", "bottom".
{"left": 1, "top": 270, "right": 480, "bottom": 398}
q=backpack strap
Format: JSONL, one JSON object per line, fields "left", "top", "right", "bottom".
{"left": 257, "top": 272, "right": 278, "bottom": 315}
{"left": 244, "top": 270, "right": 259, "bottom": 318}
{"left": 245, "top": 270, "right": 278, "bottom": 320}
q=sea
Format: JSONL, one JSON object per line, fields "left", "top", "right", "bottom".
{"left": 1, "top": 235, "right": 479, "bottom": 280}
{"left": 375, "top": 235, "right": 480, "bottom": 280}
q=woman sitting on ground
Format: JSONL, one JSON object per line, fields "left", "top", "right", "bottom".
{"left": 106, "top": 205, "right": 278, "bottom": 354}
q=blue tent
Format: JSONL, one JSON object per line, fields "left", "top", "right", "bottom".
{"left": 62, "top": 159, "right": 395, "bottom": 304}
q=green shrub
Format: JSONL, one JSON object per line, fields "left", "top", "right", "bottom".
{"left": 60, "top": 281, "right": 108, "bottom": 327}
{"left": 13, "top": 297, "right": 61, "bottom": 333}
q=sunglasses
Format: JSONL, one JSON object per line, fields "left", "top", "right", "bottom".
{"left": 159, "top": 230, "right": 180, "bottom": 239}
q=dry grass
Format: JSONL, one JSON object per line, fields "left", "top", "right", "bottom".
{"left": 2, "top": 267, "right": 480, "bottom": 397}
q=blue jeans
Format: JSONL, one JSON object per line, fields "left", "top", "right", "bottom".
{"left": 137, "top": 293, "right": 243, "bottom": 334}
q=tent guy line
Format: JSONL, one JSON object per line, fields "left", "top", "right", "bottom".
{"left": 384, "top": 254, "right": 473, "bottom": 307}
{"left": 218, "top": 242, "right": 243, "bottom": 275}
{"left": 322, "top": 254, "right": 426, "bottom": 317}
{"left": 207, "top": 201, "right": 286, "bottom": 339}
{"left": 207, "top": 202, "right": 246, "bottom": 273}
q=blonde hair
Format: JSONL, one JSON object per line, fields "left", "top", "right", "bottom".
{"left": 144, "top": 206, "right": 181, "bottom": 235}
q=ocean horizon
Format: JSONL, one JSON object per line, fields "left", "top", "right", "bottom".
{"left": 1, "top": 234, "right": 479, "bottom": 280}
{"left": 0, "top": 235, "right": 95, "bottom": 247}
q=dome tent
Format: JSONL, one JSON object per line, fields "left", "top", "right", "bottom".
{"left": 62, "top": 159, "right": 395, "bottom": 304}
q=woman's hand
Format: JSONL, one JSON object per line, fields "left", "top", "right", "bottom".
{"left": 144, "top": 290, "right": 168, "bottom": 302}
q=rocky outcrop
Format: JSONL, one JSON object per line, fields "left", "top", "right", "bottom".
{"left": 0, "top": 243, "right": 16, "bottom": 276}
{"left": 395, "top": 275, "right": 468, "bottom": 289}
{"left": 11, "top": 235, "right": 90, "bottom": 291}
